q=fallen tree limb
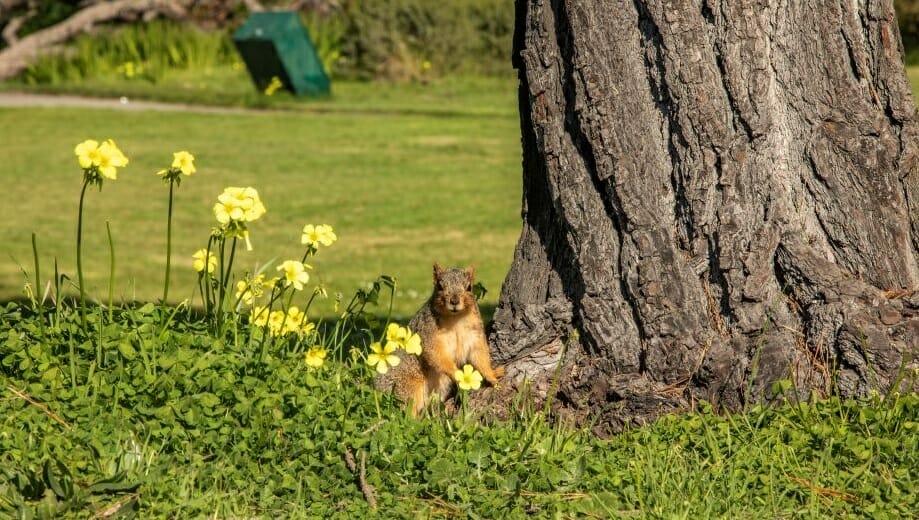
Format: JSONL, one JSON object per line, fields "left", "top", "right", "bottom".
{"left": 2, "top": 11, "right": 30, "bottom": 45}
{"left": 241, "top": 0, "right": 263, "bottom": 12}
{"left": 0, "top": 0, "right": 189, "bottom": 80}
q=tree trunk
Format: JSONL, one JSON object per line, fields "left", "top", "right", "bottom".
{"left": 490, "top": 0, "right": 919, "bottom": 434}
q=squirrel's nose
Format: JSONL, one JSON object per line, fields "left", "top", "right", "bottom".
{"left": 449, "top": 295, "right": 460, "bottom": 306}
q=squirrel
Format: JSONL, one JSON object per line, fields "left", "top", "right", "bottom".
{"left": 375, "top": 264, "right": 504, "bottom": 416}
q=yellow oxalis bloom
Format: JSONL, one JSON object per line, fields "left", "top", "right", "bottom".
{"left": 403, "top": 331, "right": 422, "bottom": 355}
{"left": 172, "top": 151, "right": 196, "bottom": 175}
{"left": 74, "top": 139, "right": 100, "bottom": 169}
{"left": 213, "top": 187, "right": 266, "bottom": 225}
{"left": 283, "top": 306, "right": 307, "bottom": 335}
{"left": 192, "top": 249, "right": 217, "bottom": 274}
{"left": 250, "top": 305, "right": 269, "bottom": 327}
{"left": 75, "top": 139, "right": 128, "bottom": 179}
{"left": 385, "top": 323, "right": 405, "bottom": 344}
{"left": 366, "top": 341, "right": 400, "bottom": 374}
{"left": 235, "top": 274, "right": 266, "bottom": 305}
{"left": 305, "top": 346, "right": 327, "bottom": 368}
{"left": 235, "top": 280, "right": 254, "bottom": 305}
{"left": 267, "top": 309, "right": 287, "bottom": 337}
{"left": 385, "top": 323, "right": 422, "bottom": 355}
{"left": 454, "top": 364, "right": 483, "bottom": 391}
{"left": 96, "top": 139, "right": 129, "bottom": 179}
{"left": 278, "top": 260, "right": 310, "bottom": 291}
{"left": 301, "top": 224, "right": 337, "bottom": 247}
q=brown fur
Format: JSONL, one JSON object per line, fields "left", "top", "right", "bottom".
{"left": 374, "top": 264, "right": 504, "bottom": 415}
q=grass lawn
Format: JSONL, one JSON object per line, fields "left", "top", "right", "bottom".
{"left": 909, "top": 65, "right": 919, "bottom": 101}
{"left": 0, "top": 76, "right": 521, "bottom": 318}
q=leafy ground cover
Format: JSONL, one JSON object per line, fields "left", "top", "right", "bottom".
{"left": 0, "top": 76, "right": 520, "bottom": 318}
{"left": 1, "top": 301, "right": 916, "bottom": 518}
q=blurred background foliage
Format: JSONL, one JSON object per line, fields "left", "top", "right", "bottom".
{"left": 2, "top": 0, "right": 917, "bottom": 85}
{"left": 897, "top": 0, "right": 919, "bottom": 64}
{"left": 0, "top": 0, "right": 515, "bottom": 84}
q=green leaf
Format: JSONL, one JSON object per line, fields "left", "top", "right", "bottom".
{"left": 43, "top": 458, "right": 72, "bottom": 500}
{"left": 117, "top": 340, "right": 137, "bottom": 360}
{"left": 84, "top": 472, "right": 140, "bottom": 494}
{"left": 473, "top": 281, "right": 488, "bottom": 301}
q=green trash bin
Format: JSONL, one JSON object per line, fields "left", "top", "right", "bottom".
{"left": 233, "top": 11, "right": 330, "bottom": 96}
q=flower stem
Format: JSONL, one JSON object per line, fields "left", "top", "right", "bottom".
{"left": 30, "top": 233, "right": 44, "bottom": 338}
{"left": 215, "top": 237, "right": 226, "bottom": 330}
{"left": 216, "top": 237, "right": 238, "bottom": 333}
{"left": 163, "top": 179, "right": 175, "bottom": 304}
{"left": 204, "top": 236, "right": 216, "bottom": 317}
{"left": 76, "top": 179, "right": 90, "bottom": 333}
{"left": 105, "top": 220, "right": 115, "bottom": 323}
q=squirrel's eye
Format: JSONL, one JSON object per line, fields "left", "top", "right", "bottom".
{"left": 466, "top": 283, "right": 472, "bottom": 291}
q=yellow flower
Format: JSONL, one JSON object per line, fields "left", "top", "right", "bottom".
{"left": 213, "top": 187, "right": 266, "bottom": 225}
{"left": 264, "top": 76, "right": 283, "bottom": 96}
{"left": 267, "top": 309, "right": 287, "bottom": 337}
{"left": 192, "top": 249, "right": 217, "bottom": 274}
{"left": 366, "top": 341, "right": 400, "bottom": 374}
{"left": 403, "top": 331, "right": 422, "bottom": 355}
{"left": 385, "top": 323, "right": 422, "bottom": 355}
{"left": 75, "top": 138, "right": 128, "bottom": 179}
{"left": 284, "top": 306, "right": 308, "bottom": 335}
{"left": 385, "top": 323, "right": 405, "bottom": 344}
{"left": 301, "top": 224, "right": 337, "bottom": 248}
{"left": 75, "top": 139, "right": 100, "bottom": 169}
{"left": 236, "top": 280, "right": 254, "bottom": 305}
{"left": 277, "top": 260, "right": 310, "bottom": 290}
{"left": 97, "top": 139, "right": 128, "bottom": 179}
{"left": 250, "top": 305, "right": 270, "bottom": 327}
{"left": 305, "top": 346, "right": 327, "bottom": 368}
{"left": 454, "top": 364, "right": 483, "bottom": 391}
{"left": 171, "top": 151, "right": 196, "bottom": 176}
{"left": 235, "top": 274, "right": 266, "bottom": 305}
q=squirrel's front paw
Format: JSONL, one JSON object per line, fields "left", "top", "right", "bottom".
{"left": 493, "top": 366, "right": 506, "bottom": 379}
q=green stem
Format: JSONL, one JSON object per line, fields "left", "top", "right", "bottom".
{"left": 215, "top": 238, "right": 226, "bottom": 330}
{"left": 105, "top": 221, "right": 115, "bottom": 323}
{"left": 216, "top": 237, "right": 238, "bottom": 333}
{"left": 204, "top": 236, "right": 216, "bottom": 317}
{"left": 30, "top": 233, "right": 44, "bottom": 338}
{"left": 76, "top": 179, "right": 90, "bottom": 333}
{"left": 163, "top": 180, "right": 175, "bottom": 304}
{"left": 53, "top": 259, "right": 62, "bottom": 329}
{"left": 68, "top": 335, "right": 77, "bottom": 389}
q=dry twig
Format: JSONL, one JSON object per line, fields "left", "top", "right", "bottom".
{"left": 787, "top": 475, "right": 858, "bottom": 503}
{"left": 90, "top": 493, "right": 140, "bottom": 519}
{"left": 343, "top": 447, "right": 377, "bottom": 509}
{"left": 6, "top": 384, "right": 72, "bottom": 429}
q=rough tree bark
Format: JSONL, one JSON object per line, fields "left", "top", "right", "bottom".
{"left": 488, "top": 0, "right": 919, "bottom": 434}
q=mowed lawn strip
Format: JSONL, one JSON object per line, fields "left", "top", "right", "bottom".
{"left": 0, "top": 78, "right": 521, "bottom": 317}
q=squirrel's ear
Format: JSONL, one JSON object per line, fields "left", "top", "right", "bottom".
{"left": 464, "top": 264, "right": 476, "bottom": 282}
{"left": 433, "top": 263, "right": 444, "bottom": 280}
